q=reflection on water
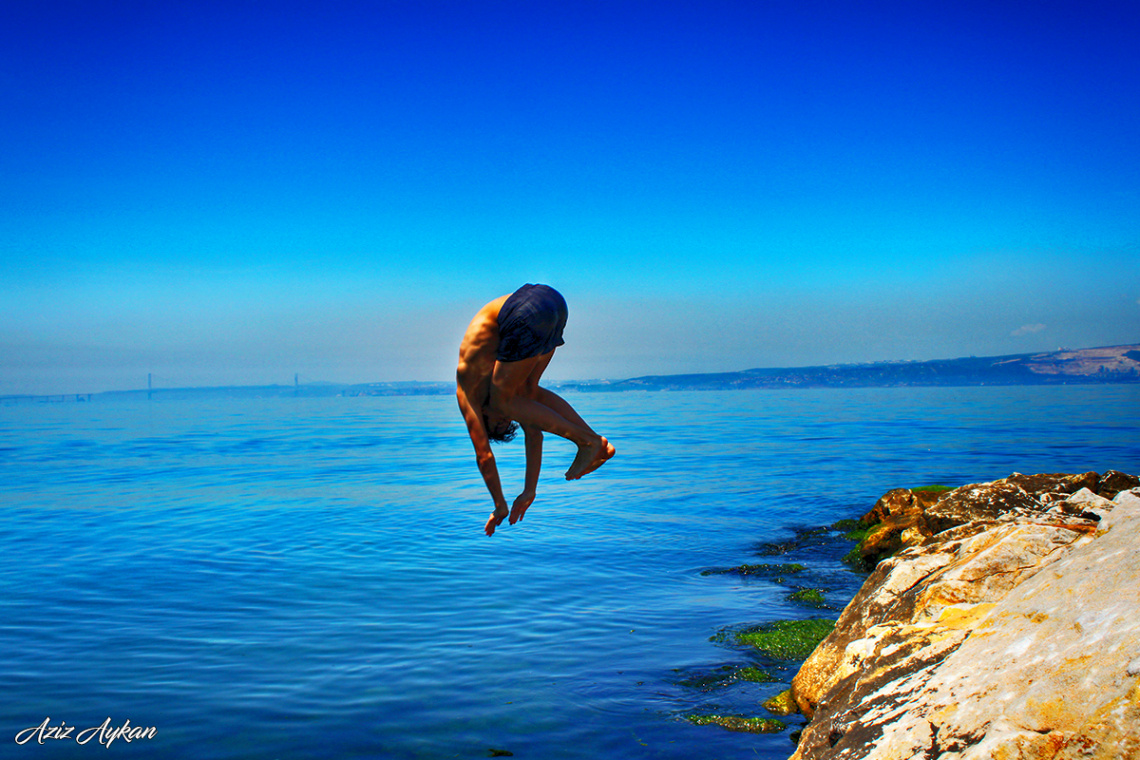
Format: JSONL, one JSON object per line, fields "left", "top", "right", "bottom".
{"left": 2, "top": 386, "right": 1138, "bottom": 758}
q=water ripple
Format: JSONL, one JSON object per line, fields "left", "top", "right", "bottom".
{"left": 2, "top": 387, "right": 1138, "bottom": 759}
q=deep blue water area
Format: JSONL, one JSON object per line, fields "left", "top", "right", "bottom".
{"left": 3, "top": 386, "right": 1138, "bottom": 759}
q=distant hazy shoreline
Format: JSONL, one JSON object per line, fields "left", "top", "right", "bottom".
{"left": 4, "top": 343, "right": 1137, "bottom": 403}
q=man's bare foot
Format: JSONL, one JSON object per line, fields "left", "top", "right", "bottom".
{"left": 485, "top": 506, "right": 509, "bottom": 536}
{"left": 565, "top": 436, "right": 615, "bottom": 480}
{"left": 578, "top": 437, "right": 615, "bottom": 478}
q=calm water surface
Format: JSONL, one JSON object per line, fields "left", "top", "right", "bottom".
{"left": 2, "top": 386, "right": 1138, "bottom": 759}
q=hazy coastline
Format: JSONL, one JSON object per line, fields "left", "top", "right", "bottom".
{"left": 5, "top": 343, "right": 1137, "bottom": 404}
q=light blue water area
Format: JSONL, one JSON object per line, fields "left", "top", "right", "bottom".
{"left": 2, "top": 385, "right": 1138, "bottom": 758}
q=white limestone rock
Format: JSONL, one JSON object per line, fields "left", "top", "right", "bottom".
{"left": 789, "top": 475, "right": 1140, "bottom": 760}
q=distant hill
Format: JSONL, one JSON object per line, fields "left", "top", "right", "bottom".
{"left": 558, "top": 343, "right": 1140, "bottom": 392}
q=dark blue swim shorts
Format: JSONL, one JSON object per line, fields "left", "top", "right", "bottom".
{"left": 496, "top": 284, "right": 568, "bottom": 363}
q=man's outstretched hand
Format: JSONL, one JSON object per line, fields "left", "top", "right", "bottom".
{"left": 484, "top": 492, "right": 535, "bottom": 536}
{"left": 485, "top": 505, "right": 509, "bottom": 536}
{"left": 510, "top": 490, "right": 535, "bottom": 525}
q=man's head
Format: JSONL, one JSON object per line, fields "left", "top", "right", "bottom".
{"left": 483, "top": 409, "right": 519, "bottom": 443}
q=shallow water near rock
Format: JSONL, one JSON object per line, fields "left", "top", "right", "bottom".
{"left": 2, "top": 385, "right": 1138, "bottom": 759}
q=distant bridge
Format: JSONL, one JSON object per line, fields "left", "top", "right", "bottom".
{"left": 0, "top": 394, "right": 93, "bottom": 405}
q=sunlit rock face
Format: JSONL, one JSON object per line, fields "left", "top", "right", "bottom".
{"left": 789, "top": 475, "right": 1140, "bottom": 760}
{"left": 854, "top": 473, "right": 1102, "bottom": 568}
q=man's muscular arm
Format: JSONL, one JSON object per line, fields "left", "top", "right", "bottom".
{"left": 456, "top": 374, "right": 509, "bottom": 535}
{"left": 510, "top": 424, "right": 543, "bottom": 525}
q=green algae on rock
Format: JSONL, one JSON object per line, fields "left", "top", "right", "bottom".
{"left": 838, "top": 520, "right": 886, "bottom": 572}
{"left": 686, "top": 715, "right": 786, "bottom": 733}
{"left": 735, "top": 665, "right": 778, "bottom": 683}
{"left": 788, "top": 588, "right": 826, "bottom": 605}
{"left": 754, "top": 524, "right": 851, "bottom": 557}
{"left": 700, "top": 562, "right": 806, "bottom": 578}
{"left": 713, "top": 619, "right": 836, "bottom": 660}
{"left": 677, "top": 663, "right": 779, "bottom": 687}
{"left": 672, "top": 664, "right": 737, "bottom": 689}
{"left": 840, "top": 523, "right": 877, "bottom": 543}
{"left": 841, "top": 541, "right": 876, "bottom": 572}
{"left": 762, "top": 689, "right": 800, "bottom": 716}
{"left": 672, "top": 664, "right": 777, "bottom": 689}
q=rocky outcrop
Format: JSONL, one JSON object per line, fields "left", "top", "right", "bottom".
{"left": 788, "top": 472, "right": 1140, "bottom": 760}
{"left": 1099, "top": 470, "right": 1140, "bottom": 499}
{"left": 854, "top": 472, "right": 1102, "bottom": 567}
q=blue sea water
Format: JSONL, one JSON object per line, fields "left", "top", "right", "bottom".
{"left": 2, "top": 385, "right": 1138, "bottom": 759}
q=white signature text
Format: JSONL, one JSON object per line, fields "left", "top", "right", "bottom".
{"left": 15, "top": 717, "right": 156, "bottom": 748}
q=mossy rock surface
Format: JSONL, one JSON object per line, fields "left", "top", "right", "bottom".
{"left": 838, "top": 522, "right": 885, "bottom": 571}
{"left": 686, "top": 715, "right": 786, "bottom": 733}
{"left": 700, "top": 563, "right": 806, "bottom": 578}
{"left": 673, "top": 665, "right": 735, "bottom": 689}
{"left": 674, "top": 663, "right": 778, "bottom": 689}
{"left": 788, "top": 588, "right": 825, "bottom": 604}
{"left": 673, "top": 664, "right": 777, "bottom": 689}
{"left": 842, "top": 545, "right": 873, "bottom": 572}
{"left": 843, "top": 524, "right": 876, "bottom": 542}
{"left": 719, "top": 618, "right": 836, "bottom": 660}
{"left": 735, "top": 666, "right": 778, "bottom": 683}
{"left": 912, "top": 484, "right": 954, "bottom": 493}
{"left": 762, "top": 689, "right": 799, "bottom": 716}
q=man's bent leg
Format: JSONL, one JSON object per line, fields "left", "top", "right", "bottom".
{"left": 520, "top": 350, "right": 556, "bottom": 398}
{"left": 534, "top": 387, "right": 614, "bottom": 478}
{"left": 535, "top": 387, "right": 597, "bottom": 435}
{"left": 507, "top": 350, "right": 598, "bottom": 437}
{"left": 515, "top": 356, "right": 614, "bottom": 479}
{"left": 492, "top": 355, "right": 592, "bottom": 443}
{"left": 491, "top": 354, "right": 609, "bottom": 479}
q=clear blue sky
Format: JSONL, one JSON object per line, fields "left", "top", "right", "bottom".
{"left": 3, "top": 0, "right": 1138, "bottom": 394}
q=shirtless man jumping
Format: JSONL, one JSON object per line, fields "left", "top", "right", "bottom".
{"left": 456, "top": 284, "right": 615, "bottom": 536}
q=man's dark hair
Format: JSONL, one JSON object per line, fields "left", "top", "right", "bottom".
{"left": 484, "top": 414, "right": 519, "bottom": 444}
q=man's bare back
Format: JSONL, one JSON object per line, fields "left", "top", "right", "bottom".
{"left": 456, "top": 285, "right": 615, "bottom": 535}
